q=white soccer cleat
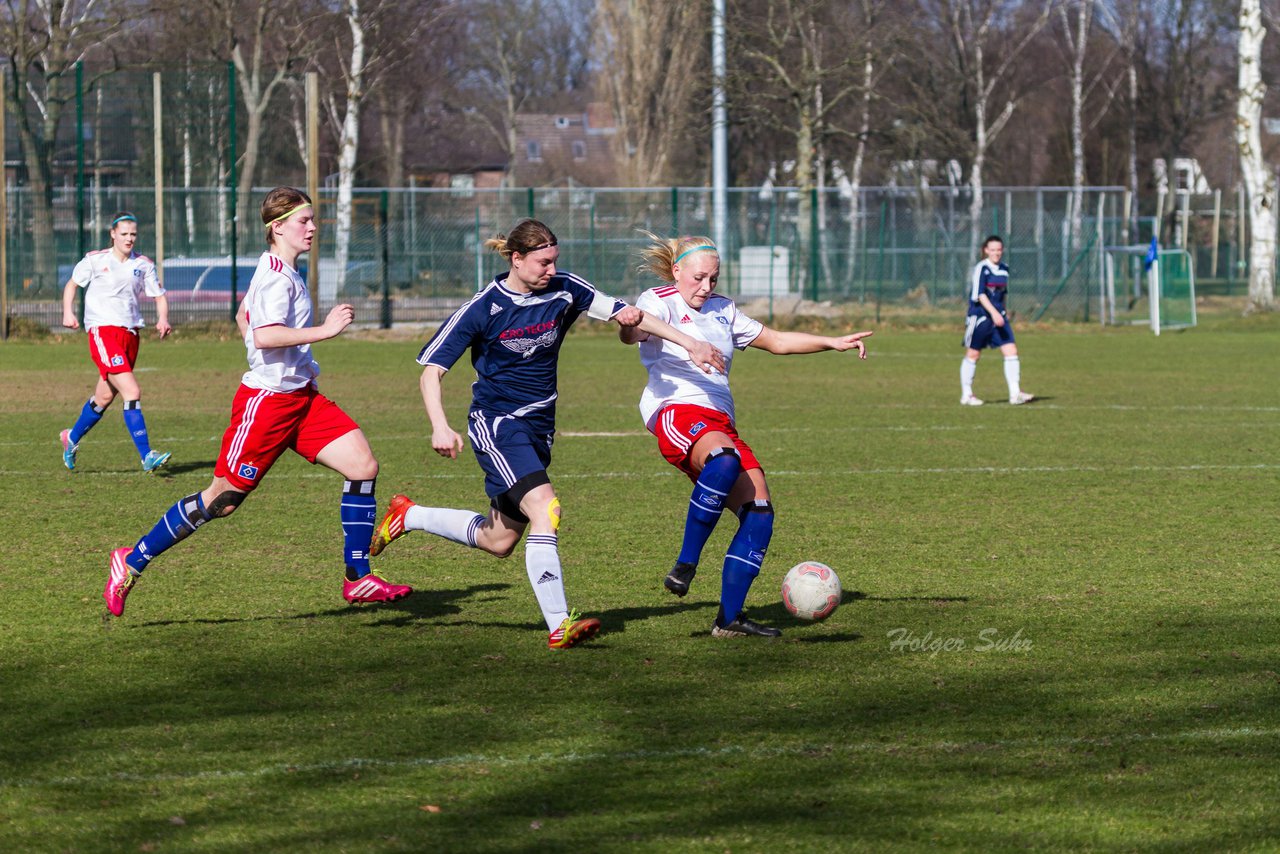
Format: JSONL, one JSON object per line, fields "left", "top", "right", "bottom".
{"left": 1009, "top": 392, "right": 1035, "bottom": 405}
{"left": 960, "top": 394, "right": 984, "bottom": 406}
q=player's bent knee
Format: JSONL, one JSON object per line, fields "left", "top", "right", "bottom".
{"left": 703, "top": 445, "right": 741, "bottom": 470}
{"left": 207, "top": 489, "right": 247, "bottom": 518}
{"left": 478, "top": 530, "right": 519, "bottom": 559}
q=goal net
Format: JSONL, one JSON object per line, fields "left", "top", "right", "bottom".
{"left": 1100, "top": 245, "right": 1197, "bottom": 335}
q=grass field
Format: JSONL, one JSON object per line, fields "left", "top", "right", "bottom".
{"left": 3, "top": 311, "right": 1280, "bottom": 852}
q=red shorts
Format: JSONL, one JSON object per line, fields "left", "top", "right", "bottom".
{"left": 651, "top": 403, "right": 761, "bottom": 481}
{"left": 88, "top": 326, "right": 139, "bottom": 379}
{"left": 214, "top": 384, "right": 359, "bottom": 491}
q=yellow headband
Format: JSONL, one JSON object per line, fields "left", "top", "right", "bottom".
{"left": 268, "top": 202, "right": 312, "bottom": 225}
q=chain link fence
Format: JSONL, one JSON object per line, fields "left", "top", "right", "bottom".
{"left": 8, "top": 184, "right": 1189, "bottom": 329}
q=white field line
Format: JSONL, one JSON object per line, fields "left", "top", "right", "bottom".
{"left": 2, "top": 725, "right": 1276, "bottom": 790}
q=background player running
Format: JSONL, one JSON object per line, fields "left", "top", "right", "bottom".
{"left": 59, "top": 212, "right": 172, "bottom": 473}
{"left": 960, "top": 234, "right": 1034, "bottom": 406}
{"left": 368, "top": 219, "right": 725, "bottom": 649}
{"left": 103, "top": 187, "right": 411, "bottom": 617}
{"left": 621, "top": 232, "right": 872, "bottom": 638}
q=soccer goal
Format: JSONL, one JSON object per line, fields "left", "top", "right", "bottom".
{"left": 1101, "top": 246, "right": 1197, "bottom": 335}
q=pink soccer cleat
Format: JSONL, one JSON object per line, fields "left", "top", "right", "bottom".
{"left": 342, "top": 572, "right": 412, "bottom": 604}
{"left": 369, "top": 494, "right": 415, "bottom": 557}
{"left": 104, "top": 547, "right": 137, "bottom": 617}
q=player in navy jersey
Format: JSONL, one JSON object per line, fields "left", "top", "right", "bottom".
{"left": 960, "top": 235, "right": 1033, "bottom": 406}
{"left": 621, "top": 233, "right": 873, "bottom": 638}
{"left": 59, "top": 212, "right": 172, "bottom": 472}
{"left": 368, "top": 219, "right": 726, "bottom": 649}
{"left": 102, "top": 187, "right": 412, "bottom": 617}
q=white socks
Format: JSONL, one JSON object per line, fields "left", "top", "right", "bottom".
{"left": 960, "top": 357, "right": 978, "bottom": 398}
{"left": 1003, "top": 356, "right": 1022, "bottom": 398}
{"left": 525, "top": 534, "right": 568, "bottom": 631}
{"left": 404, "top": 505, "right": 483, "bottom": 547}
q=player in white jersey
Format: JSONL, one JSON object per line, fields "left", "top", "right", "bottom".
{"left": 621, "top": 232, "right": 873, "bottom": 638}
{"left": 102, "top": 187, "right": 411, "bottom": 618}
{"left": 59, "top": 212, "right": 172, "bottom": 473}
{"left": 367, "top": 219, "right": 726, "bottom": 649}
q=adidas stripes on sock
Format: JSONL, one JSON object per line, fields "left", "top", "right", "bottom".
{"left": 526, "top": 533, "right": 568, "bottom": 631}
{"left": 342, "top": 480, "right": 377, "bottom": 580}
{"left": 69, "top": 398, "right": 106, "bottom": 445}
{"left": 127, "top": 492, "right": 212, "bottom": 573}
{"left": 405, "top": 505, "right": 483, "bottom": 547}
{"left": 719, "top": 500, "right": 774, "bottom": 622}
{"left": 122, "top": 400, "right": 152, "bottom": 459}
{"left": 677, "top": 448, "right": 741, "bottom": 567}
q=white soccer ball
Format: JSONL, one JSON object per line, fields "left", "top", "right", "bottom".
{"left": 781, "top": 561, "right": 842, "bottom": 621}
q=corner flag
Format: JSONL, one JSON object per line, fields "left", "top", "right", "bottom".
{"left": 1143, "top": 237, "right": 1159, "bottom": 271}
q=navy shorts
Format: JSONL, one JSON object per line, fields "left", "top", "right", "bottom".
{"left": 467, "top": 410, "right": 553, "bottom": 501}
{"left": 963, "top": 313, "right": 1015, "bottom": 350}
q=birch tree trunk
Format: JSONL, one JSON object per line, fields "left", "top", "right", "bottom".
{"left": 1237, "top": 0, "right": 1276, "bottom": 312}
{"left": 332, "top": 0, "right": 366, "bottom": 303}
{"left": 1061, "top": 0, "right": 1092, "bottom": 250}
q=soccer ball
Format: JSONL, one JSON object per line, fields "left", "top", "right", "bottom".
{"left": 781, "top": 561, "right": 842, "bottom": 621}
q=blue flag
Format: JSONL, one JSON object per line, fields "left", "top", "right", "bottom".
{"left": 1143, "top": 237, "right": 1159, "bottom": 271}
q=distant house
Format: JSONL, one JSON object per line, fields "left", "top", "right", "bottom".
{"left": 511, "top": 102, "right": 620, "bottom": 187}
{"left": 411, "top": 164, "right": 509, "bottom": 192}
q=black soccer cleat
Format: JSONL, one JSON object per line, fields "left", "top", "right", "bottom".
{"left": 711, "top": 611, "right": 782, "bottom": 639}
{"left": 664, "top": 561, "right": 697, "bottom": 597}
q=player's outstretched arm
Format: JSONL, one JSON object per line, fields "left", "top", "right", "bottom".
{"left": 615, "top": 306, "right": 725, "bottom": 374}
{"left": 419, "top": 365, "right": 464, "bottom": 459}
{"left": 750, "top": 327, "right": 873, "bottom": 358}
{"left": 254, "top": 303, "right": 354, "bottom": 349}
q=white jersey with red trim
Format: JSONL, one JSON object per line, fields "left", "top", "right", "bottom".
{"left": 634, "top": 285, "right": 763, "bottom": 430}
{"left": 71, "top": 248, "right": 163, "bottom": 331}
{"left": 241, "top": 251, "right": 320, "bottom": 392}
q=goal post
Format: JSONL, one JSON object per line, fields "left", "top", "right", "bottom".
{"left": 1100, "top": 245, "right": 1197, "bottom": 335}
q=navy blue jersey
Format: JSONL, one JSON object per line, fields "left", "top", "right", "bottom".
{"left": 417, "top": 271, "right": 625, "bottom": 433}
{"left": 967, "top": 259, "right": 1010, "bottom": 316}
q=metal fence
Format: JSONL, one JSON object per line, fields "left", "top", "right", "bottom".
{"left": 0, "top": 184, "right": 1256, "bottom": 331}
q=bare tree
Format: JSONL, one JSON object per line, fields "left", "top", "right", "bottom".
{"left": 0, "top": 0, "right": 121, "bottom": 290}
{"left": 451, "top": 0, "right": 593, "bottom": 185}
{"left": 368, "top": 2, "right": 458, "bottom": 188}
{"left": 732, "top": 0, "right": 875, "bottom": 291}
{"left": 595, "top": 0, "right": 706, "bottom": 185}
{"left": 1132, "top": 0, "right": 1235, "bottom": 241}
{"left": 917, "top": 0, "right": 1054, "bottom": 256}
{"left": 1237, "top": 0, "right": 1276, "bottom": 312}
{"left": 152, "top": 0, "right": 311, "bottom": 229}
{"left": 1055, "top": 0, "right": 1122, "bottom": 248}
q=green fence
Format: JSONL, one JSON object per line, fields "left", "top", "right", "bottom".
{"left": 0, "top": 62, "right": 1265, "bottom": 333}
{"left": 6, "top": 185, "right": 1152, "bottom": 329}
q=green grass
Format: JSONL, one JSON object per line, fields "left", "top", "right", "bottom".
{"left": 3, "top": 314, "right": 1280, "bottom": 852}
